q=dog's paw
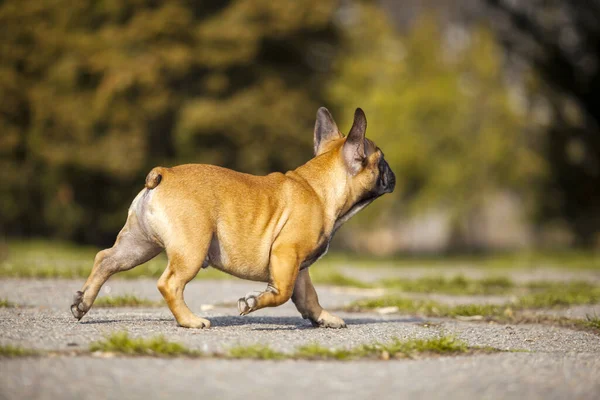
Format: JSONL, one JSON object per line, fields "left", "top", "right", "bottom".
{"left": 70, "top": 291, "right": 89, "bottom": 320}
{"left": 177, "top": 316, "right": 211, "bottom": 329}
{"left": 311, "top": 310, "right": 347, "bottom": 329}
{"left": 237, "top": 293, "right": 259, "bottom": 316}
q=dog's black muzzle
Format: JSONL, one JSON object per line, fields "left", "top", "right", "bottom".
{"left": 378, "top": 158, "right": 396, "bottom": 194}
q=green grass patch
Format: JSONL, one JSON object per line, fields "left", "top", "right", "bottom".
{"left": 445, "top": 303, "right": 512, "bottom": 318}
{"left": 346, "top": 296, "right": 442, "bottom": 314}
{"left": 5, "top": 239, "right": 600, "bottom": 282}
{"left": 0, "top": 298, "right": 16, "bottom": 308}
{"left": 0, "top": 240, "right": 232, "bottom": 280}
{"left": 89, "top": 332, "right": 199, "bottom": 357}
{"left": 0, "top": 345, "right": 38, "bottom": 357}
{"left": 345, "top": 297, "right": 600, "bottom": 335}
{"left": 233, "top": 336, "right": 479, "bottom": 361}
{"left": 584, "top": 314, "right": 600, "bottom": 330}
{"left": 322, "top": 249, "right": 600, "bottom": 270}
{"left": 94, "top": 295, "right": 162, "bottom": 308}
{"left": 295, "top": 336, "right": 472, "bottom": 360}
{"left": 345, "top": 296, "right": 513, "bottom": 318}
{"left": 380, "top": 275, "right": 515, "bottom": 295}
{"left": 311, "top": 270, "right": 372, "bottom": 288}
{"left": 295, "top": 343, "right": 357, "bottom": 360}
{"left": 295, "top": 336, "right": 474, "bottom": 360}
{"left": 0, "top": 240, "right": 165, "bottom": 279}
{"left": 381, "top": 335, "right": 469, "bottom": 355}
{"left": 6, "top": 331, "right": 498, "bottom": 360}
{"left": 312, "top": 271, "right": 517, "bottom": 294}
{"left": 306, "top": 272, "right": 597, "bottom": 301}
{"left": 4, "top": 239, "right": 600, "bottom": 305}
{"left": 310, "top": 269, "right": 519, "bottom": 294}
{"left": 517, "top": 282, "right": 600, "bottom": 308}
{"left": 227, "top": 344, "right": 286, "bottom": 360}
{"left": 499, "top": 314, "right": 600, "bottom": 335}
{"left": 346, "top": 282, "right": 600, "bottom": 317}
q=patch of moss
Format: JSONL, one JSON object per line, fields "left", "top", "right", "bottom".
{"left": 0, "top": 298, "right": 16, "bottom": 308}
{"left": 383, "top": 335, "right": 469, "bottom": 355}
{"left": 89, "top": 332, "right": 199, "bottom": 357}
{"left": 227, "top": 344, "right": 285, "bottom": 360}
{"left": 296, "top": 336, "right": 471, "bottom": 360}
{"left": 8, "top": 332, "right": 499, "bottom": 360}
{"left": 518, "top": 283, "right": 600, "bottom": 308}
{"left": 348, "top": 282, "right": 600, "bottom": 316}
{"left": 0, "top": 345, "right": 38, "bottom": 357}
{"left": 295, "top": 343, "right": 356, "bottom": 360}
{"left": 311, "top": 270, "right": 373, "bottom": 288}
{"left": 584, "top": 314, "right": 600, "bottom": 330}
{"left": 344, "top": 296, "right": 442, "bottom": 314}
{"left": 0, "top": 240, "right": 232, "bottom": 280}
{"left": 381, "top": 275, "right": 515, "bottom": 295}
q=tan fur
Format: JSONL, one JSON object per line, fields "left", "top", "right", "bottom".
{"left": 71, "top": 108, "right": 394, "bottom": 329}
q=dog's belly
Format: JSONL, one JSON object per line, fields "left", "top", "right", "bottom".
{"left": 209, "top": 260, "right": 270, "bottom": 282}
{"left": 205, "top": 235, "right": 271, "bottom": 282}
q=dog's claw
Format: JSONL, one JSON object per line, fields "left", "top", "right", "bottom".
{"left": 70, "top": 291, "right": 87, "bottom": 320}
{"left": 237, "top": 294, "right": 258, "bottom": 316}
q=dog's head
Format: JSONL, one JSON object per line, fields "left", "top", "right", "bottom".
{"left": 313, "top": 107, "right": 395, "bottom": 225}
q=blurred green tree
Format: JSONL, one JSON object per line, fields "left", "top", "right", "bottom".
{"left": 0, "top": 0, "right": 338, "bottom": 244}
{"left": 0, "top": 0, "right": 559, "bottom": 251}
{"left": 328, "top": 5, "right": 545, "bottom": 244}
{"left": 485, "top": 0, "right": 600, "bottom": 245}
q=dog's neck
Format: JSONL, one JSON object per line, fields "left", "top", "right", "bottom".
{"left": 289, "top": 148, "right": 357, "bottom": 230}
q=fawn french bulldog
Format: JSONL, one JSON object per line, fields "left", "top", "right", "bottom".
{"left": 71, "top": 107, "right": 395, "bottom": 328}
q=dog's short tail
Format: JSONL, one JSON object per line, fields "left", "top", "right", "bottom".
{"left": 145, "top": 167, "right": 164, "bottom": 189}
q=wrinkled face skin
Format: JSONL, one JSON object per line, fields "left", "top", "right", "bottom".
{"left": 356, "top": 138, "right": 396, "bottom": 198}
{"left": 334, "top": 137, "right": 396, "bottom": 230}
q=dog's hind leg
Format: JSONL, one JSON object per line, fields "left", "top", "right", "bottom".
{"left": 70, "top": 214, "right": 161, "bottom": 320}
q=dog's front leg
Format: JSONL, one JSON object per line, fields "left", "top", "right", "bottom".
{"left": 237, "top": 244, "right": 298, "bottom": 315}
{"left": 291, "top": 268, "right": 346, "bottom": 328}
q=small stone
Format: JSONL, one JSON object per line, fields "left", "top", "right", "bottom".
{"left": 376, "top": 306, "right": 399, "bottom": 315}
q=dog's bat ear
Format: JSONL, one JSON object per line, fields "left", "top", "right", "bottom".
{"left": 343, "top": 108, "right": 367, "bottom": 174}
{"left": 314, "top": 107, "right": 342, "bottom": 156}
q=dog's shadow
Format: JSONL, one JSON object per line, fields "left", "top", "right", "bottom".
{"left": 78, "top": 315, "right": 423, "bottom": 330}
{"left": 207, "top": 315, "right": 423, "bottom": 330}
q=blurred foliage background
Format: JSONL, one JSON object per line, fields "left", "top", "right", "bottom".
{"left": 1, "top": 0, "right": 599, "bottom": 254}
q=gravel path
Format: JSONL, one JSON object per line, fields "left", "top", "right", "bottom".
{"left": 1, "top": 278, "right": 599, "bottom": 399}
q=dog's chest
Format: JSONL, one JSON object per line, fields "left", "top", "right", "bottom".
{"left": 300, "top": 235, "right": 331, "bottom": 270}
